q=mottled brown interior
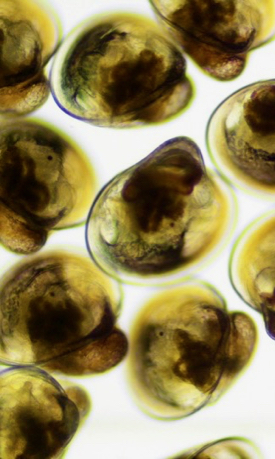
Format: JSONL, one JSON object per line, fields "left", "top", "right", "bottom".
{"left": 53, "top": 14, "right": 191, "bottom": 125}
{"left": 150, "top": 0, "right": 274, "bottom": 80}
{"left": 87, "top": 137, "right": 229, "bottom": 279}
{"left": 122, "top": 148, "right": 203, "bottom": 233}
{"left": 0, "top": 122, "right": 95, "bottom": 253}
{"left": 0, "top": 252, "right": 127, "bottom": 374}
{"left": 208, "top": 80, "right": 275, "bottom": 190}
{"left": 0, "top": 17, "right": 42, "bottom": 88}
{"left": 244, "top": 86, "right": 275, "bottom": 135}
{"left": 129, "top": 285, "right": 256, "bottom": 418}
{"left": 0, "top": 368, "right": 79, "bottom": 459}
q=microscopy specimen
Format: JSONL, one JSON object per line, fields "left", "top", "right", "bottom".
{"left": 128, "top": 282, "right": 256, "bottom": 419}
{"left": 86, "top": 137, "right": 234, "bottom": 284}
{"left": 62, "top": 383, "right": 91, "bottom": 421}
{"left": 50, "top": 13, "right": 192, "bottom": 127}
{"left": 0, "top": 120, "right": 96, "bottom": 254}
{"left": 230, "top": 212, "right": 275, "bottom": 340}
{"left": 207, "top": 80, "right": 275, "bottom": 195}
{"left": 170, "top": 436, "right": 262, "bottom": 458}
{"left": 0, "top": 0, "right": 60, "bottom": 115}
{"left": 0, "top": 251, "right": 128, "bottom": 374}
{"left": 149, "top": 0, "right": 275, "bottom": 80}
{"left": 0, "top": 366, "right": 82, "bottom": 459}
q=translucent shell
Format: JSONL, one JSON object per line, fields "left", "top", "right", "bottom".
{"left": 0, "top": 366, "right": 80, "bottom": 459}
{"left": 0, "top": 120, "right": 96, "bottom": 254}
{"left": 50, "top": 13, "right": 192, "bottom": 127}
{"left": 0, "top": 251, "right": 128, "bottom": 374}
{"left": 207, "top": 80, "right": 275, "bottom": 195}
{"left": 230, "top": 212, "right": 275, "bottom": 340}
{"left": 86, "top": 137, "right": 234, "bottom": 285}
{"left": 128, "top": 282, "right": 256, "bottom": 419}
{"left": 171, "top": 437, "right": 262, "bottom": 459}
{"left": 149, "top": 0, "right": 275, "bottom": 80}
{"left": 0, "top": 0, "right": 60, "bottom": 115}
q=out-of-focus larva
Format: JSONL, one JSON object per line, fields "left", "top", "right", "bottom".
{"left": 170, "top": 436, "right": 262, "bottom": 458}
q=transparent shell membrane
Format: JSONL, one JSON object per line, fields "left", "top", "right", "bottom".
{"left": 128, "top": 282, "right": 256, "bottom": 419}
{"left": 149, "top": 0, "right": 275, "bottom": 80}
{"left": 0, "top": 366, "right": 83, "bottom": 459}
{"left": 230, "top": 212, "right": 275, "bottom": 340}
{"left": 50, "top": 13, "right": 192, "bottom": 127}
{"left": 170, "top": 437, "right": 262, "bottom": 459}
{"left": 0, "top": 251, "right": 127, "bottom": 375}
{"left": 0, "top": 0, "right": 60, "bottom": 115}
{"left": 0, "top": 120, "right": 96, "bottom": 254}
{"left": 207, "top": 80, "right": 275, "bottom": 196}
{"left": 86, "top": 137, "right": 235, "bottom": 285}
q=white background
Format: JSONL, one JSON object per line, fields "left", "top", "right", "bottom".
{"left": 2, "top": 0, "right": 275, "bottom": 457}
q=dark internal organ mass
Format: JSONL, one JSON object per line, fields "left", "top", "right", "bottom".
{"left": 150, "top": 0, "right": 275, "bottom": 79}
{"left": 244, "top": 85, "right": 275, "bottom": 135}
{"left": 0, "top": 0, "right": 59, "bottom": 115}
{"left": 0, "top": 251, "right": 127, "bottom": 374}
{"left": 207, "top": 80, "right": 275, "bottom": 191}
{"left": 231, "top": 215, "right": 275, "bottom": 340}
{"left": 0, "top": 120, "right": 95, "bottom": 253}
{"left": 226, "top": 85, "right": 275, "bottom": 183}
{"left": 51, "top": 14, "right": 192, "bottom": 126}
{"left": 87, "top": 137, "right": 228, "bottom": 279}
{"left": 129, "top": 285, "right": 256, "bottom": 418}
{"left": 172, "top": 437, "right": 260, "bottom": 458}
{"left": 122, "top": 148, "right": 203, "bottom": 233}
{"left": 0, "top": 366, "right": 80, "bottom": 459}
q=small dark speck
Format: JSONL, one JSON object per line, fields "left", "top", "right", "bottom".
{"left": 47, "top": 156, "right": 53, "bottom": 161}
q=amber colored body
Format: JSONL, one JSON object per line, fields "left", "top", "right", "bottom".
{"left": 0, "top": 251, "right": 127, "bottom": 374}
{"left": 87, "top": 137, "right": 232, "bottom": 283}
{"left": 0, "top": 0, "right": 60, "bottom": 114}
{"left": 51, "top": 13, "right": 192, "bottom": 126}
{"left": 231, "top": 213, "right": 275, "bottom": 339}
{"left": 150, "top": 0, "right": 275, "bottom": 79}
{"left": 129, "top": 283, "right": 256, "bottom": 419}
